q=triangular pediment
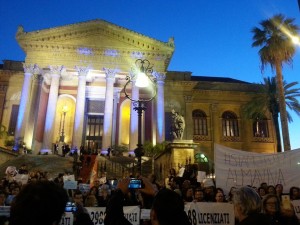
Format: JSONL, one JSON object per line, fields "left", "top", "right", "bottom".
{"left": 16, "top": 19, "right": 174, "bottom": 71}
{"left": 17, "top": 19, "right": 174, "bottom": 54}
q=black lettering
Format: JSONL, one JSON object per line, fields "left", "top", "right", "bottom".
{"left": 125, "top": 213, "right": 138, "bottom": 222}
{"left": 61, "top": 217, "right": 70, "bottom": 225}
{"left": 188, "top": 210, "right": 192, "bottom": 224}
{"left": 219, "top": 213, "right": 224, "bottom": 223}
{"left": 90, "top": 211, "right": 95, "bottom": 222}
{"left": 99, "top": 211, "right": 105, "bottom": 224}
{"left": 214, "top": 213, "right": 218, "bottom": 223}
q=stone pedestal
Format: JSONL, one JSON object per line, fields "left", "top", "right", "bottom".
{"left": 168, "top": 140, "right": 198, "bottom": 168}
{"left": 154, "top": 140, "right": 198, "bottom": 180}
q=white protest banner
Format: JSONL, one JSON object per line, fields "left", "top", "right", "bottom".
{"left": 140, "top": 209, "right": 151, "bottom": 220}
{"left": 0, "top": 206, "right": 10, "bottom": 217}
{"left": 123, "top": 206, "right": 140, "bottom": 225}
{"left": 178, "top": 167, "right": 185, "bottom": 177}
{"left": 214, "top": 144, "right": 300, "bottom": 194}
{"left": 197, "top": 171, "right": 206, "bottom": 183}
{"left": 292, "top": 200, "right": 300, "bottom": 220}
{"left": 86, "top": 207, "right": 106, "bottom": 224}
{"left": 185, "top": 202, "right": 234, "bottom": 225}
{"left": 63, "top": 175, "right": 75, "bottom": 182}
{"left": 14, "top": 174, "right": 28, "bottom": 185}
{"left": 63, "top": 180, "right": 78, "bottom": 190}
{"left": 78, "top": 183, "right": 90, "bottom": 194}
{"left": 86, "top": 206, "right": 140, "bottom": 225}
{"left": 59, "top": 212, "right": 74, "bottom": 225}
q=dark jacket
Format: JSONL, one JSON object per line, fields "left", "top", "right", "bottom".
{"left": 238, "top": 213, "right": 269, "bottom": 225}
{"left": 266, "top": 212, "right": 299, "bottom": 225}
{"left": 104, "top": 189, "right": 132, "bottom": 225}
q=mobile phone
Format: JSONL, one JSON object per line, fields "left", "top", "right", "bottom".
{"left": 65, "top": 202, "right": 77, "bottom": 212}
{"left": 128, "top": 179, "right": 144, "bottom": 189}
{"left": 281, "top": 195, "right": 292, "bottom": 210}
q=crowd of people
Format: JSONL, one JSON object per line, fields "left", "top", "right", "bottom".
{"left": 0, "top": 163, "right": 300, "bottom": 225}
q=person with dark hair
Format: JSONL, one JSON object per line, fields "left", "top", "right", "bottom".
{"left": 104, "top": 177, "right": 191, "bottom": 225}
{"left": 215, "top": 191, "right": 226, "bottom": 203}
{"left": 0, "top": 191, "right": 6, "bottom": 206}
{"left": 72, "top": 189, "right": 94, "bottom": 225}
{"left": 262, "top": 194, "right": 299, "bottom": 225}
{"left": 289, "top": 186, "right": 300, "bottom": 200}
{"left": 232, "top": 186, "right": 269, "bottom": 225}
{"left": 194, "top": 188, "right": 205, "bottom": 202}
{"left": 226, "top": 186, "right": 237, "bottom": 203}
{"left": 258, "top": 186, "right": 267, "bottom": 199}
{"left": 182, "top": 187, "right": 194, "bottom": 203}
{"left": 260, "top": 182, "right": 268, "bottom": 191}
{"left": 0, "top": 190, "right": 8, "bottom": 225}
{"left": 53, "top": 173, "right": 64, "bottom": 187}
{"left": 9, "top": 180, "right": 68, "bottom": 225}
{"left": 151, "top": 188, "right": 191, "bottom": 225}
{"left": 267, "top": 185, "right": 276, "bottom": 195}
{"left": 275, "top": 183, "right": 284, "bottom": 201}
{"left": 168, "top": 176, "right": 182, "bottom": 196}
{"left": 18, "top": 164, "right": 28, "bottom": 174}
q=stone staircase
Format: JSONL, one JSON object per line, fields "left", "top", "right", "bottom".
{"left": 0, "top": 147, "right": 19, "bottom": 164}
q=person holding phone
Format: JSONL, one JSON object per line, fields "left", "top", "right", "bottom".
{"left": 104, "top": 177, "right": 191, "bottom": 225}
{"left": 262, "top": 194, "right": 299, "bottom": 225}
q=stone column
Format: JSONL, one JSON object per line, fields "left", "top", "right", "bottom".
{"left": 31, "top": 73, "right": 44, "bottom": 154}
{"left": 13, "top": 64, "right": 36, "bottom": 151}
{"left": 154, "top": 72, "right": 166, "bottom": 143}
{"left": 41, "top": 65, "right": 63, "bottom": 154}
{"left": 129, "top": 79, "right": 138, "bottom": 155}
{"left": 72, "top": 66, "right": 89, "bottom": 149}
{"left": 101, "top": 68, "right": 116, "bottom": 154}
{"left": 111, "top": 91, "right": 120, "bottom": 147}
{"left": 24, "top": 65, "right": 42, "bottom": 151}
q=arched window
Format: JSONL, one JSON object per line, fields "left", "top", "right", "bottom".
{"left": 252, "top": 113, "right": 269, "bottom": 138}
{"left": 222, "top": 111, "right": 239, "bottom": 137}
{"left": 192, "top": 110, "right": 208, "bottom": 135}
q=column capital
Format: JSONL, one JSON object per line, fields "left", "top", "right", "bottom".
{"left": 49, "top": 65, "right": 64, "bottom": 75}
{"left": 22, "top": 63, "right": 37, "bottom": 75}
{"left": 153, "top": 71, "right": 166, "bottom": 83}
{"left": 75, "top": 66, "right": 90, "bottom": 77}
{"left": 103, "top": 68, "right": 119, "bottom": 80}
{"left": 33, "top": 64, "right": 41, "bottom": 75}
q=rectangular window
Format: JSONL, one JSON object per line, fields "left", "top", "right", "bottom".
{"left": 193, "top": 118, "right": 208, "bottom": 136}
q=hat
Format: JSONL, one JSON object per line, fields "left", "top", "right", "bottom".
{"left": 203, "top": 178, "right": 214, "bottom": 188}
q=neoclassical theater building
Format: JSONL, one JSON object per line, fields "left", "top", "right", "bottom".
{"left": 0, "top": 19, "right": 277, "bottom": 161}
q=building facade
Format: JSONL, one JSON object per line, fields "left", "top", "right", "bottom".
{"left": 0, "top": 19, "right": 277, "bottom": 160}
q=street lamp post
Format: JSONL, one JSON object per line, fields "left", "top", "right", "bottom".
{"left": 124, "top": 59, "right": 157, "bottom": 175}
{"left": 59, "top": 105, "right": 68, "bottom": 142}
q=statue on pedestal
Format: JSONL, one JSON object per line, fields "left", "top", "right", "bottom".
{"left": 170, "top": 109, "right": 185, "bottom": 140}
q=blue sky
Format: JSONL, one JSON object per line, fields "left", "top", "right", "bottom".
{"left": 0, "top": 0, "right": 299, "bottom": 149}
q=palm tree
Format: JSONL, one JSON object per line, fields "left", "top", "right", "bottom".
{"left": 242, "top": 77, "right": 300, "bottom": 152}
{"left": 251, "top": 14, "right": 299, "bottom": 151}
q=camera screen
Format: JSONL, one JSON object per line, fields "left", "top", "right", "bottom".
{"left": 65, "top": 202, "right": 77, "bottom": 212}
{"left": 128, "top": 179, "right": 142, "bottom": 189}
